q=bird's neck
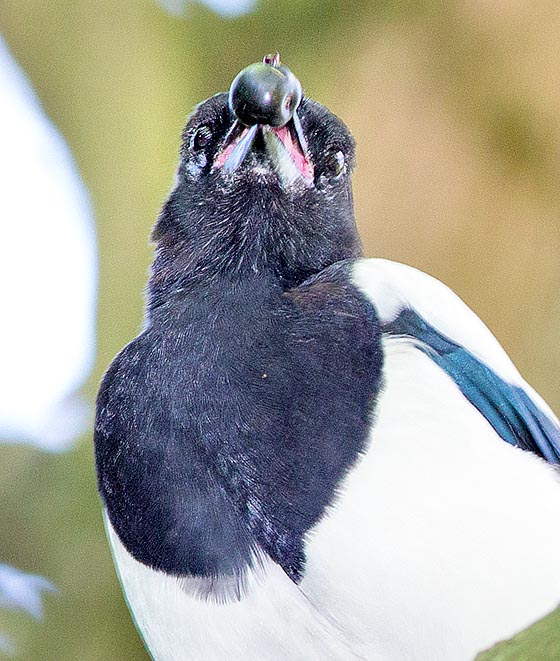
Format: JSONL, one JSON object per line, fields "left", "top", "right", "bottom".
{"left": 146, "top": 238, "right": 353, "bottom": 318}
{"left": 148, "top": 185, "right": 363, "bottom": 313}
{"left": 145, "top": 246, "right": 285, "bottom": 325}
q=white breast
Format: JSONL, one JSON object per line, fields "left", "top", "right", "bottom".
{"left": 301, "top": 338, "right": 560, "bottom": 661}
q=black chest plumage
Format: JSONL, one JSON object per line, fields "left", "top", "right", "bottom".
{"left": 95, "top": 263, "right": 382, "bottom": 582}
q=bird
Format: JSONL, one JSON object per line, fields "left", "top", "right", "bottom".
{"left": 94, "top": 54, "right": 560, "bottom": 661}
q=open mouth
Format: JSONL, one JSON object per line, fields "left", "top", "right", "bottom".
{"left": 213, "top": 114, "right": 314, "bottom": 187}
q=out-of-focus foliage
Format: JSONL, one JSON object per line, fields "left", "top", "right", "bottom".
{"left": 477, "top": 605, "right": 560, "bottom": 660}
{"left": 0, "top": 566, "right": 56, "bottom": 622}
{"left": 0, "top": 564, "right": 56, "bottom": 655}
{"left": 0, "top": 35, "right": 96, "bottom": 451}
{"left": 0, "top": 1, "right": 559, "bottom": 659}
{"left": 0, "top": 33, "right": 96, "bottom": 658}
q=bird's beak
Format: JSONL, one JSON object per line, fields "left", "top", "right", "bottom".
{"left": 213, "top": 111, "right": 314, "bottom": 187}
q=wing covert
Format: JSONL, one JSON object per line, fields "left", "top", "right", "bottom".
{"left": 352, "top": 259, "right": 560, "bottom": 464}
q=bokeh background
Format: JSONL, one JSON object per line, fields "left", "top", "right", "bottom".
{"left": 1, "top": 1, "right": 559, "bottom": 659}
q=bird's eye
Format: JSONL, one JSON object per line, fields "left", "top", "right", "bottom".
{"left": 191, "top": 125, "right": 213, "bottom": 151}
{"left": 324, "top": 150, "right": 345, "bottom": 181}
{"left": 283, "top": 94, "right": 295, "bottom": 113}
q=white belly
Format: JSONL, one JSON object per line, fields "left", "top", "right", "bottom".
{"left": 106, "top": 339, "right": 560, "bottom": 661}
{"left": 106, "top": 514, "right": 366, "bottom": 661}
{"left": 302, "top": 339, "right": 560, "bottom": 660}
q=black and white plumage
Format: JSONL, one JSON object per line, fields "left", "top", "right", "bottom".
{"left": 95, "top": 58, "right": 560, "bottom": 661}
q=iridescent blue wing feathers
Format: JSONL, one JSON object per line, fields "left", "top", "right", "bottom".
{"left": 353, "top": 259, "right": 560, "bottom": 466}
{"left": 383, "top": 308, "right": 560, "bottom": 464}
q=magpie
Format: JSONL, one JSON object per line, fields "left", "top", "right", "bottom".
{"left": 95, "top": 55, "right": 560, "bottom": 661}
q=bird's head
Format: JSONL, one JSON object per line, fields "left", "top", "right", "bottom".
{"left": 151, "top": 55, "right": 361, "bottom": 293}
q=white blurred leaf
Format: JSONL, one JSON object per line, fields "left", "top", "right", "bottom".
{"left": 156, "top": 0, "right": 258, "bottom": 19}
{"left": 0, "top": 35, "right": 97, "bottom": 450}
{"left": 0, "top": 565, "right": 57, "bottom": 621}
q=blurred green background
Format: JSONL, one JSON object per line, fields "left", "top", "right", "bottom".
{"left": 1, "top": 1, "right": 559, "bottom": 658}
